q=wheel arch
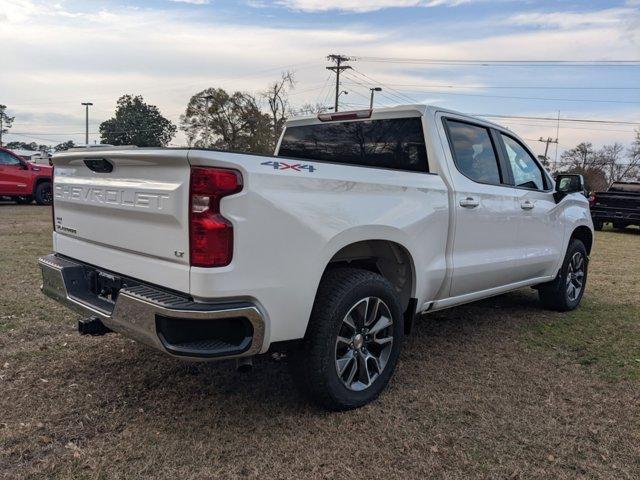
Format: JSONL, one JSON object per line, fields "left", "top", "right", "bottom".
{"left": 32, "top": 176, "right": 51, "bottom": 195}
{"left": 570, "top": 225, "right": 593, "bottom": 255}
{"left": 317, "top": 236, "right": 417, "bottom": 334}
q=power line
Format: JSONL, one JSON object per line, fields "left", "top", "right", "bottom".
{"left": 470, "top": 114, "right": 640, "bottom": 126}
{"left": 349, "top": 68, "right": 418, "bottom": 104}
{"left": 335, "top": 77, "right": 376, "bottom": 104}
{"left": 341, "top": 72, "right": 402, "bottom": 106}
{"left": 341, "top": 83, "right": 640, "bottom": 105}
{"left": 491, "top": 119, "right": 636, "bottom": 134}
{"left": 314, "top": 74, "right": 333, "bottom": 105}
{"left": 350, "top": 56, "right": 640, "bottom": 67}
{"left": 343, "top": 82, "right": 640, "bottom": 91}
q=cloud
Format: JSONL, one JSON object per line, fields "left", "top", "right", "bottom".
{"left": 508, "top": 8, "right": 636, "bottom": 30}
{"left": 0, "top": 0, "right": 637, "bottom": 152}
{"left": 169, "top": 0, "right": 210, "bottom": 4}
{"left": 274, "top": 0, "right": 472, "bottom": 13}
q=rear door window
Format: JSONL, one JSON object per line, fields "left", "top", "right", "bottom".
{"left": 445, "top": 120, "right": 502, "bottom": 185}
{"left": 278, "top": 117, "right": 428, "bottom": 173}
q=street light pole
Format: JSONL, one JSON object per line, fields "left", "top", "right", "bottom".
{"left": 81, "top": 102, "right": 93, "bottom": 145}
{"left": 369, "top": 87, "right": 382, "bottom": 109}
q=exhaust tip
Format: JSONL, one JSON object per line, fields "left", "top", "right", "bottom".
{"left": 236, "top": 356, "right": 254, "bottom": 373}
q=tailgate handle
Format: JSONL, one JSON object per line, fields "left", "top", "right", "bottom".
{"left": 84, "top": 158, "right": 113, "bottom": 173}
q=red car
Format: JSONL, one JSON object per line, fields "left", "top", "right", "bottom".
{"left": 0, "top": 147, "right": 53, "bottom": 205}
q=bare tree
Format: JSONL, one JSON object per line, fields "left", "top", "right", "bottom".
{"left": 597, "top": 143, "right": 626, "bottom": 185}
{"left": 560, "top": 142, "right": 602, "bottom": 170}
{"left": 560, "top": 136, "right": 640, "bottom": 191}
{"left": 262, "top": 71, "right": 295, "bottom": 148}
{"left": 560, "top": 142, "right": 608, "bottom": 192}
{"left": 623, "top": 129, "right": 640, "bottom": 182}
{"left": 292, "top": 102, "right": 331, "bottom": 116}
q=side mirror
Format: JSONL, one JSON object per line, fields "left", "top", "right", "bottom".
{"left": 554, "top": 174, "right": 584, "bottom": 203}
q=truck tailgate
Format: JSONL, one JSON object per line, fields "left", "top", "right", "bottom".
{"left": 52, "top": 148, "right": 191, "bottom": 291}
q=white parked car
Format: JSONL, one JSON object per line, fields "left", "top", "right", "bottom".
{"left": 39, "top": 105, "right": 593, "bottom": 410}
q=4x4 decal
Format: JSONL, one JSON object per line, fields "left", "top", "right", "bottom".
{"left": 261, "top": 161, "right": 316, "bottom": 173}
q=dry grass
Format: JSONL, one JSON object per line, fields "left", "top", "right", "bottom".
{"left": 1, "top": 204, "right": 639, "bottom": 479}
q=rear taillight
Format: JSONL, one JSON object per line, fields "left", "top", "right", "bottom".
{"left": 189, "top": 167, "right": 243, "bottom": 267}
{"left": 589, "top": 194, "right": 596, "bottom": 208}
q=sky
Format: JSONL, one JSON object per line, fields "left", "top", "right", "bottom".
{"left": 1, "top": 0, "right": 639, "bottom": 159}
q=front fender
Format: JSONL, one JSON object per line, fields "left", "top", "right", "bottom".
{"left": 553, "top": 195, "right": 594, "bottom": 274}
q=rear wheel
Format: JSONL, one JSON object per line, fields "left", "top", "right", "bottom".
{"left": 593, "top": 219, "right": 603, "bottom": 231}
{"left": 34, "top": 182, "right": 52, "bottom": 205}
{"left": 538, "top": 239, "right": 588, "bottom": 311}
{"left": 292, "top": 268, "right": 403, "bottom": 411}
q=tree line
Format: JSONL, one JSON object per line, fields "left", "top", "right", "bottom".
{"left": 557, "top": 138, "right": 640, "bottom": 191}
{"left": 97, "top": 72, "right": 308, "bottom": 153}
{"left": 2, "top": 77, "right": 639, "bottom": 192}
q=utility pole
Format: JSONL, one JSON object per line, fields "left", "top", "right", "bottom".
{"left": 538, "top": 136, "right": 558, "bottom": 170}
{"left": 326, "top": 54, "right": 352, "bottom": 112}
{"left": 554, "top": 110, "right": 561, "bottom": 170}
{"left": 81, "top": 102, "right": 93, "bottom": 145}
{"left": 369, "top": 87, "right": 382, "bottom": 109}
{"left": 201, "top": 95, "right": 214, "bottom": 148}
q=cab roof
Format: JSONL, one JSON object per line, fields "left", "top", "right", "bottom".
{"left": 285, "top": 104, "right": 508, "bottom": 133}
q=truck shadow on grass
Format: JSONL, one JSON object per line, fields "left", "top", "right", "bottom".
{"left": 59, "top": 288, "right": 548, "bottom": 417}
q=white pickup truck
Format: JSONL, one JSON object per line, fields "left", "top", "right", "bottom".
{"left": 39, "top": 105, "right": 593, "bottom": 410}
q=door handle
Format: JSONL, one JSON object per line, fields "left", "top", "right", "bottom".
{"left": 459, "top": 197, "right": 479, "bottom": 208}
{"left": 520, "top": 200, "right": 535, "bottom": 210}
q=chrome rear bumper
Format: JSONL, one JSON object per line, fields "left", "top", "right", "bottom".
{"left": 38, "top": 254, "right": 265, "bottom": 360}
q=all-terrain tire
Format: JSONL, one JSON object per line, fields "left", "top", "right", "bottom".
{"left": 292, "top": 268, "right": 404, "bottom": 411}
{"left": 34, "top": 181, "right": 52, "bottom": 205}
{"left": 538, "top": 239, "right": 588, "bottom": 311}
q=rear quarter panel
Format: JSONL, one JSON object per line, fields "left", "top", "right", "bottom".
{"left": 188, "top": 150, "right": 450, "bottom": 345}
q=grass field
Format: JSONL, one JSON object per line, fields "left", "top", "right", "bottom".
{"left": 1, "top": 204, "right": 639, "bottom": 479}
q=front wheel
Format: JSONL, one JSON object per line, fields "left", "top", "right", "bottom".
{"left": 538, "top": 239, "right": 588, "bottom": 311}
{"left": 292, "top": 268, "right": 403, "bottom": 411}
{"left": 34, "top": 182, "right": 52, "bottom": 205}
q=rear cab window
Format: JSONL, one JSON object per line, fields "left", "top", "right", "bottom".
{"left": 277, "top": 117, "right": 429, "bottom": 173}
